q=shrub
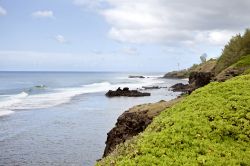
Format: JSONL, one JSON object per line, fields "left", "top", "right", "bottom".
{"left": 214, "top": 29, "right": 250, "bottom": 74}
{"left": 98, "top": 74, "right": 250, "bottom": 166}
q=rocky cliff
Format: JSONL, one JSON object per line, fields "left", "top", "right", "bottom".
{"left": 102, "top": 98, "right": 183, "bottom": 157}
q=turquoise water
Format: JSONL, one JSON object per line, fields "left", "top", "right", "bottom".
{"left": 0, "top": 72, "right": 187, "bottom": 166}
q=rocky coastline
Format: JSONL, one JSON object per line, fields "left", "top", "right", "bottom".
{"left": 100, "top": 54, "right": 248, "bottom": 160}
{"left": 101, "top": 66, "right": 215, "bottom": 159}
{"left": 102, "top": 98, "right": 183, "bottom": 157}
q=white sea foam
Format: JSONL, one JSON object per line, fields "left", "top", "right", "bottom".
{"left": 0, "top": 92, "right": 28, "bottom": 117}
{"left": 0, "top": 92, "right": 28, "bottom": 108}
{"left": 0, "top": 110, "right": 14, "bottom": 117}
{"left": 0, "top": 77, "right": 163, "bottom": 115}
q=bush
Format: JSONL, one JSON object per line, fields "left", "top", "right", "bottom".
{"left": 215, "top": 29, "right": 250, "bottom": 74}
{"left": 98, "top": 74, "right": 250, "bottom": 166}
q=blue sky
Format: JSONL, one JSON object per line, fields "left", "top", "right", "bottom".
{"left": 0, "top": 0, "right": 249, "bottom": 72}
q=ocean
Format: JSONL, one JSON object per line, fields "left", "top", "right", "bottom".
{"left": 0, "top": 72, "right": 187, "bottom": 166}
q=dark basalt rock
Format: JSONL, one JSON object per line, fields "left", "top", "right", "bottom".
{"left": 170, "top": 72, "right": 214, "bottom": 94}
{"left": 170, "top": 83, "right": 189, "bottom": 92}
{"left": 105, "top": 87, "right": 150, "bottom": 97}
{"left": 103, "top": 110, "right": 152, "bottom": 157}
{"left": 102, "top": 98, "right": 183, "bottom": 158}
{"left": 128, "top": 75, "right": 145, "bottom": 78}
{"left": 142, "top": 86, "right": 160, "bottom": 90}
{"left": 189, "top": 72, "right": 213, "bottom": 88}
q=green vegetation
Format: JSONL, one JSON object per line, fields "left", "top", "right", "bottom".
{"left": 98, "top": 74, "right": 250, "bottom": 166}
{"left": 214, "top": 29, "right": 250, "bottom": 74}
{"left": 232, "top": 55, "right": 250, "bottom": 68}
{"left": 164, "top": 59, "right": 217, "bottom": 79}
{"left": 215, "top": 54, "right": 250, "bottom": 81}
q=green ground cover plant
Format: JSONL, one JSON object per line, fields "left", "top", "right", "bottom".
{"left": 98, "top": 74, "right": 250, "bottom": 166}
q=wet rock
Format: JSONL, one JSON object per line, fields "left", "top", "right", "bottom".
{"left": 128, "top": 75, "right": 145, "bottom": 78}
{"left": 105, "top": 87, "right": 150, "bottom": 97}
{"left": 142, "top": 86, "right": 160, "bottom": 90}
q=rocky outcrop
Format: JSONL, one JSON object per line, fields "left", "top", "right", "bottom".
{"left": 170, "top": 83, "right": 189, "bottom": 92}
{"left": 129, "top": 75, "right": 145, "bottom": 78}
{"left": 102, "top": 98, "right": 183, "bottom": 157}
{"left": 189, "top": 72, "right": 214, "bottom": 89}
{"left": 163, "top": 70, "right": 189, "bottom": 79}
{"left": 170, "top": 71, "right": 214, "bottom": 94}
{"left": 215, "top": 67, "right": 245, "bottom": 82}
{"left": 163, "top": 59, "right": 217, "bottom": 79}
{"left": 103, "top": 110, "right": 151, "bottom": 157}
{"left": 142, "top": 86, "right": 160, "bottom": 90}
{"left": 106, "top": 87, "right": 150, "bottom": 97}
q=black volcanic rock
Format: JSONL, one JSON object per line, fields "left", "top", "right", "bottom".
{"left": 189, "top": 72, "right": 213, "bottom": 89}
{"left": 128, "top": 75, "right": 145, "bottom": 78}
{"left": 102, "top": 98, "right": 183, "bottom": 157}
{"left": 103, "top": 110, "right": 151, "bottom": 157}
{"left": 170, "top": 83, "right": 189, "bottom": 92}
{"left": 105, "top": 87, "right": 150, "bottom": 97}
{"left": 142, "top": 86, "right": 160, "bottom": 90}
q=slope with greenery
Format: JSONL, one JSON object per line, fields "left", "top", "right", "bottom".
{"left": 214, "top": 29, "right": 250, "bottom": 75}
{"left": 164, "top": 59, "right": 217, "bottom": 79}
{"left": 216, "top": 54, "right": 250, "bottom": 81}
{"left": 97, "top": 74, "right": 250, "bottom": 165}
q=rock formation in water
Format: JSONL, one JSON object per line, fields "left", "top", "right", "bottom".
{"left": 105, "top": 87, "right": 150, "bottom": 97}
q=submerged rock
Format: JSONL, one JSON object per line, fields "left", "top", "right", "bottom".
{"left": 105, "top": 87, "right": 150, "bottom": 97}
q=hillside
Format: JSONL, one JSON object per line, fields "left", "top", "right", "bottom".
{"left": 97, "top": 74, "right": 250, "bottom": 165}
{"left": 163, "top": 59, "right": 217, "bottom": 79}
{"left": 164, "top": 29, "right": 250, "bottom": 81}
{"left": 216, "top": 54, "right": 250, "bottom": 81}
{"left": 214, "top": 29, "right": 250, "bottom": 75}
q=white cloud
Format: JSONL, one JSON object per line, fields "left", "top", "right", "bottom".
{"left": 121, "top": 46, "right": 138, "bottom": 55}
{"left": 32, "top": 10, "right": 54, "bottom": 19}
{"left": 75, "top": 0, "right": 250, "bottom": 46}
{"left": 0, "top": 6, "right": 7, "bottom": 16}
{"left": 194, "top": 30, "right": 238, "bottom": 46}
{"left": 73, "top": 0, "right": 105, "bottom": 9}
{"left": 55, "top": 35, "right": 67, "bottom": 43}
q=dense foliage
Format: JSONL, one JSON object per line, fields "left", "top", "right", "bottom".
{"left": 98, "top": 74, "right": 250, "bottom": 166}
{"left": 215, "top": 29, "right": 250, "bottom": 74}
{"left": 232, "top": 54, "right": 250, "bottom": 68}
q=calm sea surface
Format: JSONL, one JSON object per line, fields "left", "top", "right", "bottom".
{"left": 0, "top": 72, "right": 187, "bottom": 166}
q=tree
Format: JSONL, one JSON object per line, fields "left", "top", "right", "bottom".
{"left": 200, "top": 53, "right": 207, "bottom": 63}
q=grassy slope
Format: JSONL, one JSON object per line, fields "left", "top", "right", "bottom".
{"left": 216, "top": 55, "right": 250, "bottom": 81}
{"left": 232, "top": 54, "right": 250, "bottom": 68}
{"left": 98, "top": 74, "right": 250, "bottom": 166}
{"left": 214, "top": 29, "right": 250, "bottom": 75}
{"left": 164, "top": 59, "right": 217, "bottom": 79}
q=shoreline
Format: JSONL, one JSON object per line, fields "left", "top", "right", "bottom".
{"left": 101, "top": 90, "right": 185, "bottom": 158}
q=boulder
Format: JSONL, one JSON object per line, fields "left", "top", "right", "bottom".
{"left": 189, "top": 72, "right": 213, "bottom": 88}
{"left": 105, "top": 87, "right": 150, "bottom": 97}
{"left": 170, "top": 83, "right": 189, "bottom": 92}
{"left": 128, "top": 75, "right": 145, "bottom": 78}
{"left": 142, "top": 86, "right": 160, "bottom": 90}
